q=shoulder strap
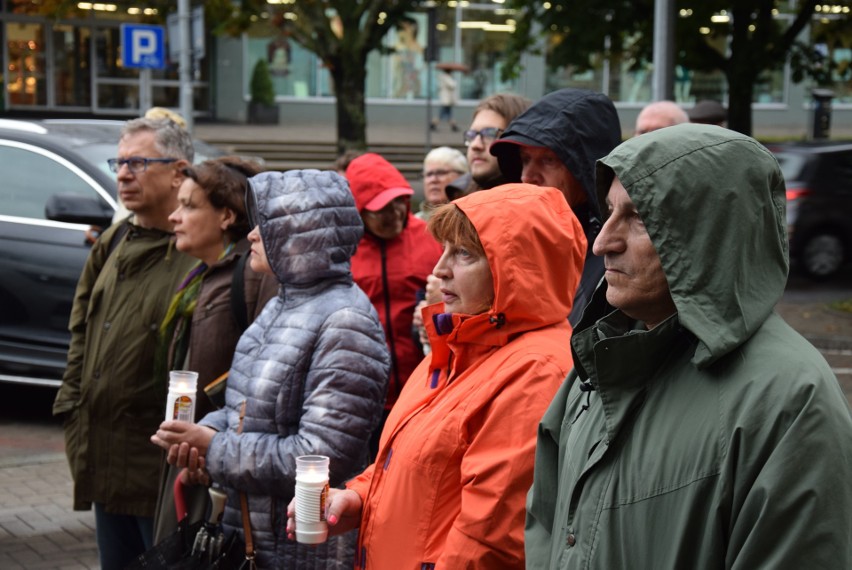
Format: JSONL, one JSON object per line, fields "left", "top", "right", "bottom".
{"left": 231, "top": 253, "right": 249, "bottom": 332}
{"left": 106, "top": 217, "right": 132, "bottom": 259}
{"left": 237, "top": 401, "right": 256, "bottom": 567}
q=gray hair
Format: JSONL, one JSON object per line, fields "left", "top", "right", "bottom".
{"left": 424, "top": 146, "right": 468, "bottom": 174}
{"left": 121, "top": 117, "right": 194, "bottom": 162}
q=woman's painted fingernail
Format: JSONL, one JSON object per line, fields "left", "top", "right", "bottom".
{"left": 328, "top": 514, "right": 338, "bottom": 525}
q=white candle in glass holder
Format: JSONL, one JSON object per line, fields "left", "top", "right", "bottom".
{"left": 294, "top": 455, "right": 329, "bottom": 544}
{"left": 165, "top": 370, "right": 198, "bottom": 422}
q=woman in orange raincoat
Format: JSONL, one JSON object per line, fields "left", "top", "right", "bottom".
{"left": 288, "top": 183, "right": 587, "bottom": 569}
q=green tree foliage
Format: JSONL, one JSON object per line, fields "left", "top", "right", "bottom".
{"left": 504, "top": 0, "right": 836, "bottom": 136}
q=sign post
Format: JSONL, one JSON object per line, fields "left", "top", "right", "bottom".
{"left": 120, "top": 24, "right": 166, "bottom": 115}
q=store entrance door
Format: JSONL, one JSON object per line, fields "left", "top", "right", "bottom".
{"left": 6, "top": 22, "right": 47, "bottom": 107}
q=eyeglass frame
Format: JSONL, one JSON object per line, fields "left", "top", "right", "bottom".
{"left": 107, "top": 156, "right": 179, "bottom": 174}
{"left": 463, "top": 127, "right": 504, "bottom": 147}
{"left": 421, "top": 169, "right": 465, "bottom": 179}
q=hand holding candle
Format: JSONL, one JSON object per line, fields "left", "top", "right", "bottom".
{"left": 294, "top": 455, "right": 330, "bottom": 544}
{"left": 166, "top": 370, "right": 198, "bottom": 423}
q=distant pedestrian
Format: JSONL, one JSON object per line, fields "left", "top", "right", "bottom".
{"left": 634, "top": 100, "right": 689, "bottom": 136}
{"left": 431, "top": 69, "right": 459, "bottom": 132}
{"left": 53, "top": 117, "right": 196, "bottom": 570}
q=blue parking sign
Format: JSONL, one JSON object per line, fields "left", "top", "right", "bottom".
{"left": 121, "top": 24, "right": 166, "bottom": 69}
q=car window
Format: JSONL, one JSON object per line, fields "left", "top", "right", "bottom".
{"left": 0, "top": 141, "right": 110, "bottom": 220}
{"left": 831, "top": 152, "right": 852, "bottom": 192}
{"left": 773, "top": 152, "right": 807, "bottom": 182}
{"left": 77, "top": 142, "right": 120, "bottom": 180}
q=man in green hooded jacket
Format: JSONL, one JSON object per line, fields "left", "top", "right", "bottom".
{"left": 526, "top": 124, "right": 852, "bottom": 569}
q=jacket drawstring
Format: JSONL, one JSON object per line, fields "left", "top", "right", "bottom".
{"left": 572, "top": 380, "right": 596, "bottom": 425}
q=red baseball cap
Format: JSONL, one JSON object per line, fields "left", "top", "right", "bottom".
{"left": 345, "top": 153, "right": 414, "bottom": 212}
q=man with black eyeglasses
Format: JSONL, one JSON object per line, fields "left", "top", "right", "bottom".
{"left": 490, "top": 88, "right": 622, "bottom": 326}
{"left": 444, "top": 93, "right": 532, "bottom": 199}
{"left": 53, "top": 117, "right": 196, "bottom": 570}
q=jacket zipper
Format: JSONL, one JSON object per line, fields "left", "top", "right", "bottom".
{"left": 379, "top": 240, "right": 401, "bottom": 398}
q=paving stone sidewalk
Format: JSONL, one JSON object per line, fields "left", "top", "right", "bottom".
{"left": 0, "top": 456, "right": 98, "bottom": 569}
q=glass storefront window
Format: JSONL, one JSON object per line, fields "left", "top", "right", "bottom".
{"left": 547, "top": 64, "right": 603, "bottom": 94}
{"left": 97, "top": 81, "right": 139, "bottom": 110}
{"left": 389, "top": 13, "right": 428, "bottom": 99}
{"left": 6, "top": 22, "right": 46, "bottom": 106}
{"left": 248, "top": 5, "right": 518, "bottom": 102}
{"left": 811, "top": 17, "right": 852, "bottom": 104}
{"left": 94, "top": 26, "right": 135, "bottom": 79}
{"left": 246, "top": 15, "right": 323, "bottom": 98}
{"left": 53, "top": 24, "right": 91, "bottom": 107}
{"left": 455, "top": 7, "right": 519, "bottom": 99}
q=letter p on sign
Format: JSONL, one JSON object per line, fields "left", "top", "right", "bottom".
{"left": 121, "top": 24, "right": 166, "bottom": 70}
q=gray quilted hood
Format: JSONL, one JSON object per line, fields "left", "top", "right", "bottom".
{"left": 247, "top": 170, "right": 363, "bottom": 286}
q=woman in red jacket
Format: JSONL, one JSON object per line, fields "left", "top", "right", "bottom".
{"left": 288, "top": 184, "right": 587, "bottom": 569}
{"left": 345, "top": 153, "right": 442, "bottom": 453}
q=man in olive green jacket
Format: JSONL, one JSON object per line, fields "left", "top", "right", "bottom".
{"left": 53, "top": 118, "right": 195, "bottom": 570}
{"left": 526, "top": 124, "right": 852, "bottom": 569}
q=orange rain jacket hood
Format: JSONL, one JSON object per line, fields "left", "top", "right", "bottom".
{"left": 347, "top": 184, "right": 587, "bottom": 569}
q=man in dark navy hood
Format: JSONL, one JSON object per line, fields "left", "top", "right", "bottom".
{"left": 490, "top": 88, "right": 622, "bottom": 326}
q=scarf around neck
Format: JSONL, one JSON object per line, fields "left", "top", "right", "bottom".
{"left": 155, "top": 243, "right": 235, "bottom": 384}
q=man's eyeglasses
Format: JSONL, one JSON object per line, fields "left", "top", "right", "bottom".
{"left": 107, "top": 157, "right": 178, "bottom": 174}
{"left": 463, "top": 127, "right": 504, "bottom": 147}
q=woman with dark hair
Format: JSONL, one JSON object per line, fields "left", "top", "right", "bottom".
{"left": 152, "top": 156, "right": 277, "bottom": 543}
{"left": 288, "top": 184, "right": 588, "bottom": 568}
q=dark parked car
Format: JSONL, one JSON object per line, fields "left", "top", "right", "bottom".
{"left": 770, "top": 141, "right": 852, "bottom": 280}
{"left": 0, "top": 119, "right": 225, "bottom": 387}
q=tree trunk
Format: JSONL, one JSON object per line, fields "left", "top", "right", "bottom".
{"left": 331, "top": 63, "right": 368, "bottom": 156}
{"left": 726, "top": 71, "right": 754, "bottom": 136}
{"left": 726, "top": 8, "right": 757, "bottom": 137}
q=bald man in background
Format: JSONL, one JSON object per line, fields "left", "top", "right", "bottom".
{"left": 634, "top": 100, "right": 689, "bottom": 136}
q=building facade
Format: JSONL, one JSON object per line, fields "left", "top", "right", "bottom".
{"left": 2, "top": 1, "right": 850, "bottom": 138}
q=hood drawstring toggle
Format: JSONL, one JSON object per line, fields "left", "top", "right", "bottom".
{"left": 572, "top": 380, "right": 596, "bottom": 425}
{"left": 489, "top": 313, "right": 506, "bottom": 329}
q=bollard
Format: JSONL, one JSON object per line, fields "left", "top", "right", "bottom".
{"left": 811, "top": 88, "right": 834, "bottom": 140}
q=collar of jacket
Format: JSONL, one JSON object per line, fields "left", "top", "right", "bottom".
{"left": 422, "top": 302, "right": 510, "bottom": 372}
{"left": 123, "top": 219, "right": 180, "bottom": 261}
{"left": 571, "top": 306, "right": 693, "bottom": 443}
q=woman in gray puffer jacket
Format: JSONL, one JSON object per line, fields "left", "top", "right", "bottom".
{"left": 152, "top": 170, "right": 390, "bottom": 569}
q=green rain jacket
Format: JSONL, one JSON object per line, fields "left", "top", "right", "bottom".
{"left": 526, "top": 124, "right": 852, "bottom": 569}
{"left": 53, "top": 219, "right": 194, "bottom": 516}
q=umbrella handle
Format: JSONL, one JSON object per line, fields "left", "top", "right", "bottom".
{"left": 174, "top": 473, "right": 188, "bottom": 522}
{"left": 208, "top": 487, "right": 227, "bottom": 525}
